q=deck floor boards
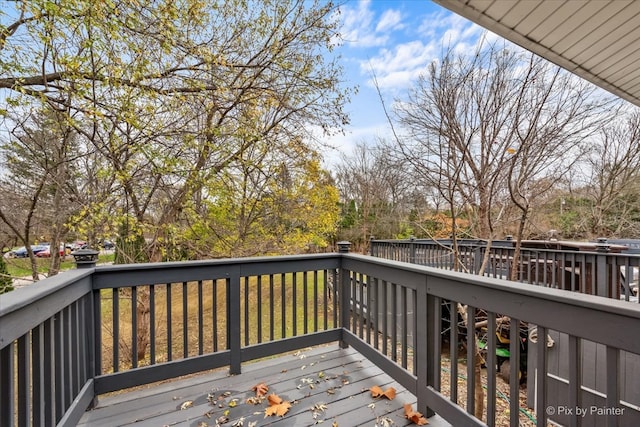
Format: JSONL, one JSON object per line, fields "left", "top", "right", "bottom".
{"left": 78, "top": 343, "right": 451, "bottom": 426}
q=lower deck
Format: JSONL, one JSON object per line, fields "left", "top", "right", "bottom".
{"left": 78, "top": 344, "right": 450, "bottom": 426}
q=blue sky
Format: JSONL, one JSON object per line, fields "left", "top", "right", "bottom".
{"left": 323, "top": 0, "right": 497, "bottom": 165}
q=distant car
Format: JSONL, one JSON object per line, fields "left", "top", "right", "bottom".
{"left": 9, "top": 244, "right": 49, "bottom": 258}
{"left": 102, "top": 240, "right": 115, "bottom": 250}
{"left": 35, "top": 244, "right": 67, "bottom": 258}
{"left": 70, "top": 241, "right": 87, "bottom": 251}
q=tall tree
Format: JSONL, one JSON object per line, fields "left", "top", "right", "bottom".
{"left": 585, "top": 109, "right": 640, "bottom": 237}
{"left": 334, "top": 139, "right": 412, "bottom": 250}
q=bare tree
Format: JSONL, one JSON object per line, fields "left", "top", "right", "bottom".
{"left": 392, "top": 38, "right": 614, "bottom": 420}
{"left": 585, "top": 109, "right": 640, "bottom": 237}
{"left": 334, "top": 139, "right": 413, "bottom": 250}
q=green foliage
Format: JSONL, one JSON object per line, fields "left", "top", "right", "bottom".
{"left": 0, "top": 0, "right": 350, "bottom": 261}
{"left": 0, "top": 255, "right": 13, "bottom": 294}
{"left": 114, "top": 220, "right": 148, "bottom": 264}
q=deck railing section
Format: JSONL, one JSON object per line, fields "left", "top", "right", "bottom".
{"left": 0, "top": 270, "right": 96, "bottom": 427}
{"left": 2, "top": 250, "right": 640, "bottom": 426}
{"left": 371, "top": 238, "right": 640, "bottom": 301}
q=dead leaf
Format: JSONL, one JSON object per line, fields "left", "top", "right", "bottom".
{"left": 332, "top": 422, "right": 338, "bottom": 427}
{"left": 228, "top": 399, "right": 238, "bottom": 408}
{"left": 370, "top": 386, "right": 396, "bottom": 400}
{"left": 252, "top": 383, "right": 269, "bottom": 397}
{"left": 265, "top": 401, "right": 292, "bottom": 417}
{"left": 180, "top": 400, "right": 193, "bottom": 410}
{"left": 246, "top": 397, "right": 263, "bottom": 405}
{"left": 264, "top": 393, "right": 292, "bottom": 417}
{"left": 403, "top": 403, "right": 429, "bottom": 425}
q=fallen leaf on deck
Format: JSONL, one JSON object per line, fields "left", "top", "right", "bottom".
{"left": 248, "top": 422, "right": 257, "bottom": 427}
{"left": 403, "top": 403, "right": 429, "bottom": 425}
{"left": 252, "top": 383, "right": 269, "bottom": 397}
{"left": 228, "top": 399, "right": 238, "bottom": 407}
{"left": 370, "top": 385, "right": 396, "bottom": 400}
{"left": 332, "top": 422, "right": 338, "bottom": 427}
{"left": 264, "top": 393, "right": 292, "bottom": 417}
{"left": 180, "top": 400, "right": 193, "bottom": 410}
{"left": 376, "top": 416, "right": 394, "bottom": 427}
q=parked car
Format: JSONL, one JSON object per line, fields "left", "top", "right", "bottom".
{"left": 7, "top": 244, "right": 49, "bottom": 258}
{"left": 102, "top": 240, "right": 115, "bottom": 250}
{"left": 35, "top": 244, "right": 68, "bottom": 258}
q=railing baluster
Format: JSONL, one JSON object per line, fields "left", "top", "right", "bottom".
{"left": 244, "top": 276, "right": 249, "bottom": 346}
{"left": 197, "top": 280, "right": 203, "bottom": 354}
{"left": 535, "top": 325, "right": 548, "bottom": 426}
{"left": 131, "top": 286, "right": 138, "bottom": 368}
{"left": 269, "top": 274, "right": 275, "bottom": 341}
{"left": 449, "top": 300, "right": 458, "bottom": 404}
{"left": 257, "top": 275, "right": 263, "bottom": 343}
{"left": 72, "top": 300, "right": 81, "bottom": 395}
{"left": 17, "top": 333, "right": 30, "bottom": 427}
{"left": 292, "top": 272, "right": 298, "bottom": 336}
{"left": 281, "top": 273, "right": 286, "bottom": 339}
{"left": 391, "top": 282, "right": 397, "bottom": 362}
{"left": 112, "top": 288, "right": 119, "bottom": 372}
{"left": 382, "top": 279, "right": 388, "bottom": 356}
{"left": 183, "top": 281, "right": 189, "bottom": 358}
{"left": 212, "top": 279, "right": 218, "bottom": 352}
{"left": 313, "top": 271, "right": 319, "bottom": 333}
{"left": 167, "top": 283, "right": 172, "bottom": 361}
{"left": 401, "top": 285, "right": 407, "bottom": 369}
{"left": 509, "top": 317, "right": 521, "bottom": 427}
{"left": 372, "top": 277, "right": 379, "bottom": 351}
{"left": 303, "top": 272, "right": 308, "bottom": 335}
{"left": 150, "top": 285, "right": 156, "bottom": 364}
{"left": 44, "top": 317, "right": 54, "bottom": 426}
{"left": 568, "top": 335, "right": 581, "bottom": 427}
{"left": 54, "top": 311, "right": 64, "bottom": 422}
{"left": 358, "top": 272, "right": 364, "bottom": 338}
{"left": 606, "top": 346, "right": 620, "bottom": 427}
{"left": 486, "top": 311, "right": 496, "bottom": 427}
{"left": 0, "top": 342, "right": 15, "bottom": 427}
{"left": 32, "top": 324, "right": 44, "bottom": 426}
{"left": 466, "top": 306, "right": 476, "bottom": 417}
{"left": 64, "top": 305, "right": 72, "bottom": 407}
{"left": 366, "top": 273, "right": 372, "bottom": 345}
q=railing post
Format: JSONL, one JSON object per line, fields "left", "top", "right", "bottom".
{"left": 369, "top": 236, "right": 375, "bottom": 256}
{"left": 228, "top": 268, "right": 242, "bottom": 374}
{"left": 409, "top": 236, "right": 416, "bottom": 264}
{"left": 596, "top": 237, "right": 610, "bottom": 297}
{"left": 71, "top": 248, "right": 99, "bottom": 269}
{"left": 338, "top": 242, "right": 351, "bottom": 349}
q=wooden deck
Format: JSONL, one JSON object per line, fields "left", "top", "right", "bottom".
{"left": 78, "top": 344, "right": 451, "bottom": 426}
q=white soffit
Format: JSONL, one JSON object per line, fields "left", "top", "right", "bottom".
{"left": 433, "top": 0, "right": 640, "bottom": 106}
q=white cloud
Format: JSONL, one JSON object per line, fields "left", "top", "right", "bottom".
{"left": 340, "top": 0, "right": 388, "bottom": 48}
{"left": 376, "top": 9, "right": 403, "bottom": 33}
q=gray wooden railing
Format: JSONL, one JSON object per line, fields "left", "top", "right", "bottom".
{"left": 2, "top": 250, "right": 640, "bottom": 426}
{"left": 370, "top": 238, "right": 640, "bottom": 301}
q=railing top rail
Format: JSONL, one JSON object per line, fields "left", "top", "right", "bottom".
{"left": 371, "top": 238, "right": 640, "bottom": 257}
{"left": 92, "top": 253, "right": 342, "bottom": 289}
{"left": 0, "top": 268, "right": 92, "bottom": 317}
{"left": 93, "top": 252, "right": 341, "bottom": 273}
{"left": 345, "top": 253, "right": 640, "bottom": 320}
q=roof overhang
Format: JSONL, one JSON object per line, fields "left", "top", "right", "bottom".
{"left": 433, "top": 0, "right": 640, "bottom": 107}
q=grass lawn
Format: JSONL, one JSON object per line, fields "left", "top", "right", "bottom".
{"left": 5, "top": 252, "right": 115, "bottom": 278}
